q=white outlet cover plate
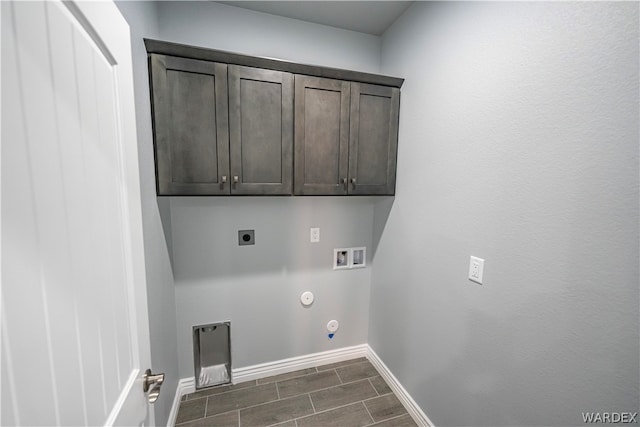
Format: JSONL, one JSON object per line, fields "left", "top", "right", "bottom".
{"left": 310, "top": 227, "right": 320, "bottom": 243}
{"left": 469, "top": 256, "right": 485, "bottom": 284}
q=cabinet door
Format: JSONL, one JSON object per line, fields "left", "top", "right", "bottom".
{"left": 348, "top": 83, "right": 400, "bottom": 195}
{"left": 294, "top": 75, "right": 350, "bottom": 195}
{"left": 228, "top": 66, "right": 293, "bottom": 195}
{"left": 150, "top": 54, "right": 230, "bottom": 195}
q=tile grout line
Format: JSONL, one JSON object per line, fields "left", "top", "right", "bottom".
{"left": 184, "top": 381, "right": 260, "bottom": 403}
{"left": 334, "top": 368, "right": 343, "bottom": 384}
{"left": 179, "top": 392, "right": 409, "bottom": 427}
{"left": 206, "top": 397, "right": 279, "bottom": 420}
{"left": 258, "top": 369, "right": 320, "bottom": 386}
{"left": 181, "top": 378, "right": 384, "bottom": 424}
{"left": 280, "top": 376, "right": 375, "bottom": 401}
{"left": 179, "top": 408, "right": 243, "bottom": 426}
{"left": 364, "top": 412, "right": 415, "bottom": 427}
{"left": 368, "top": 378, "right": 380, "bottom": 396}
{"left": 308, "top": 393, "right": 317, "bottom": 414}
{"left": 186, "top": 378, "right": 284, "bottom": 413}
{"left": 362, "top": 392, "right": 395, "bottom": 405}
{"left": 209, "top": 383, "right": 305, "bottom": 418}
{"left": 362, "top": 400, "right": 377, "bottom": 425}
{"left": 264, "top": 414, "right": 307, "bottom": 427}
{"left": 361, "top": 394, "right": 410, "bottom": 424}
{"left": 205, "top": 362, "right": 374, "bottom": 402}
{"left": 176, "top": 360, "right": 384, "bottom": 425}
{"left": 230, "top": 378, "right": 378, "bottom": 415}
{"left": 189, "top": 360, "right": 369, "bottom": 401}
{"left": 300, "top": 397, "right": 378, "bottom": 420}
{"left": 339, "top": 375, "right": 380, "bottom": 387}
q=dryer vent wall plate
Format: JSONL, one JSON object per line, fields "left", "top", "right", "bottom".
{"left": 326, "top": 320, "right": 339, "bottom": 333}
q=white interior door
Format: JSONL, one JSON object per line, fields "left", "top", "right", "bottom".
{"left": 1, "top": 1, "right": 154, "bottom": 425}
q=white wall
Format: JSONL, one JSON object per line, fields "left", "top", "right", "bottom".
{"left": 114, "top": 2, "right": 179, "bottom": 425}
{"left": 371, "top": 2, "right": 639, "bottom": 426}
{"left": 154, "top": 1, "right": 383, "bottom": 379}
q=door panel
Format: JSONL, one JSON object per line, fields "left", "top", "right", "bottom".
{"left": 355, "top": 94, "right": 391, "bottom": 185}
{"left": 151, "top": 55, "right": 230, "bottom": 195}
{"left": 294, "top": 75, "right": 350, "bottom": 195}
{"left": 349, "top": 83, "right": 400, "bottom": 195}
{"left": 2, "top": 1, "right": 152, "bottom": 425}
{"left": 229, "top": 65, "right": 293, "bottom": 195}
{"left": 168, "top": 70, "right": 218, "bottom": 184}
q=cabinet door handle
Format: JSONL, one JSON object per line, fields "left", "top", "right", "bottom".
{"left": 350, "top": 178, "right": 357, "bottom": 187}
{"left": 233, "top": 176, "right": 239, "bottom": 185}
{"left": 341, "top": 178, "right": 347, "bottom": 190}
{"left": 221, "top": 175, "right": 227, "bottom": 186}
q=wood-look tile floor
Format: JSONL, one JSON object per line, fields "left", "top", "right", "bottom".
{"left": 175, "top": 357, "right": 418, "bottom": 427}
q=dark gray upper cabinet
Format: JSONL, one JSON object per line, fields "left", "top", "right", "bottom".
{"left": 150, "top": 56, "right": 293, "bottom": 196}
{"left": 150, "top": 54, "right": 230, "bottom": 195}
{"left": 294, "top": 76, "right": 351, "bottom": 195}
{"left": 228, "top": 65, "right": 293, "bottom": 195}
{"left": 348, "top": 83, "right": 400, "bottom": 195}
{"left": 294, "top": 78, "right": 400, "bottom": 196}
{"left": 146, "top": 39, "right": 403, "bottom": 197}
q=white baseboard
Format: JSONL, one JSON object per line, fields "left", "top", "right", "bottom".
{"left": 366, "top": 345, "right": 434, "bottom": 427}
{"left": 167, "top": 377, "right": 195, "bottom": 427}
{"left": 169, "top": 344, "right": 434, "bottom": 427}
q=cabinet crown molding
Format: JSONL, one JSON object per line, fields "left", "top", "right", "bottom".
{"left": 144, "top": 38, "right": 404, "bottom": 89}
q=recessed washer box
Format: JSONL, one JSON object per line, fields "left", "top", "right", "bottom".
{"left": 238, "top": 230, "right": 255, "bottom": 246}
{"left": 333, "top": 247, "right": 367, "bottom": 270}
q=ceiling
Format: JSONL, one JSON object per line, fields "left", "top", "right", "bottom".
{"left": 217, "top": 1, "right": 414, "bottom": 36}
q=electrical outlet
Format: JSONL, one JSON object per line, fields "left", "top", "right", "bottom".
{"left": 468, "top": 256, "right": 484, "bottom": 284}
{"left": 310, "top": 227, "right": 320, "bottom": 243}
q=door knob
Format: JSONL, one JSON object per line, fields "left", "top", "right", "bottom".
{"left": 143, "top": 369, "right": 165, "bottom": 404}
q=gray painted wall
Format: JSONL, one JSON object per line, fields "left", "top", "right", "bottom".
{"left": 172, "top": 197, "right": 373, "bottom": 377}
{"left": 371, "top": 2, "right": 639, "bottom": 426}
{"left": 114, "top": 3, "right": 179, "bottom": 425}
{"left": 156, "top": 1, "right": 382, "bottom": 379}
{"left": 156, "top": 1, "right": 381, "bottom": 74}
